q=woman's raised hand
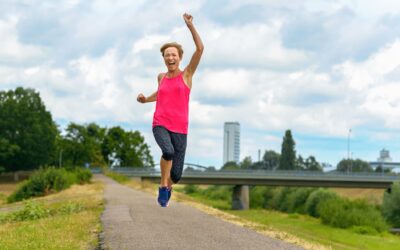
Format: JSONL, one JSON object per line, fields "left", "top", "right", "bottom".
{"left": 183, "top": 13, "right": 193, "bottom": 26}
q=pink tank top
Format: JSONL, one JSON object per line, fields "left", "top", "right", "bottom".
{"left": 152, "top": 72, "right": 191, "bottom": 134}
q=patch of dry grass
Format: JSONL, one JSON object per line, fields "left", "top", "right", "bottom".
{"left": 0, "top": 181, "right": 104, "bottom": 250}
{"left": 330, "top": 188, "right": 385, "bottom": 205}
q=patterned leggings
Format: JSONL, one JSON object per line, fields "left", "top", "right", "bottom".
{"left": 152, "top": 126, "right": 187, "bottom": 183}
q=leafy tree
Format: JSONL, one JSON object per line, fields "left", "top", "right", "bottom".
{"left": 336, "top": 159, "right": 373, "bottom": 172}
{"left": 240, "top": 156, "right": 252, "bottom": 169}
{"left": 263, "top": 150, "right": 280, "bottom": 170}
{"left": 304, "top": 156, "right": 323, "bottom": 171}
{"left": 278, "top": 130, "right": 296, "bottom": 170}
{"left": 221, "top": 161, "right": 239, "bottom": 170}
{"left": 374, "top": 165, "right": 392, "bottom": 174}
{"left": 0, "top": 87, "right": 58, "bottom": 171}
{"left": 60, "top": 123, "right": 107, "bottom": 168}
{"left": 102, "top": 126, "right": 153, "bottom": 167}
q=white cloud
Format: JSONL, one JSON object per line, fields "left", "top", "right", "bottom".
{"left": 0, "top": 17, "right": 46, "bottom": 65}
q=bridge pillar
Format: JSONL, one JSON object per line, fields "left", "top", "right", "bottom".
{"left": 232, "top": 185, "right": 249, "bottom": 210}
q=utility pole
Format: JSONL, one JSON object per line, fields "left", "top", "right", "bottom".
{"left": 347, "top": 128, "right": 351, "bottom": 173}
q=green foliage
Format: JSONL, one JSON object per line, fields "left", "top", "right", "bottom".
{"left": 0, "top": 87, "right": 58, "bottom": 171}
{"left": 203, "top": 185, "right": 232, "bottom": 201}
{"left": 351, "top": 226, "right": 378, "bottom": 235}
{"left": 286, "top": 188, "right": 316, "bottom": 214}
{"left": 297, "top": 155, "right": 323, "bottom": 171}
{"left": 0, "top": 200, "right": 86, "bottom": 224}
{"left": 269, "top": 187, "right": 294, "bottom": 212}
{"left": 7, "top": 167, "right": 92, "bottom": 203}
{"left": 101, "top": 126, "right": 154, "bottom": 167}
{"left": 181, "top": 185, "right": 231, "bottom": 202}
{"left": 318, "top": 197, "right": 388, "bottom": 233}
{"left": 336, "top": 158, "right": 373, "bottom": 172}
{"left": 279, "top": 130, "right": 296, "bottom": 170}
{"left": 240, "top": 156, "right": 252, "bottom": 169}
{"left": 382, "top": 181, "right": 400, "bottom": 227}
{"left": 249, "top": 186, "right": 275, "bottom": 209}
{"left": 72, "top": 167, "right": 93, "bottom": 184}
{"left": 305, "top": 189, "right": 338, "bottom": 217}
{"left": 221, "top": 161, "right": 240, "bottom": 170}
{"left": 183, "top": 184, "right": 200, "bottom": 194}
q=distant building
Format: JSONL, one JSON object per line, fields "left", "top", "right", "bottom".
{"left": 223, "top": 122, "right": 240, "bottom": 164}
{"left": 369, "top": 148, "right": 400, "bottom": 171}
{"left": 377, "top": 148, "right": 392, "bottom": 163}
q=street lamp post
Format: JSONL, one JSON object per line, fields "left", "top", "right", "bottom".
{"left": 347, "top": 129, "right": 352, "bottom": 174}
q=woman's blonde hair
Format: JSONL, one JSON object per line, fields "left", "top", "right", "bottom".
{"left": 160, "top": 42, "right": 184, "bottom": 59}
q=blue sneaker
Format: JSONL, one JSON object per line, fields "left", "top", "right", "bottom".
{"left": 166, "top": 187, "right": 173, "bottom": 206}
{"left": 158, "top": 187, "right": 169, "bottom": 207}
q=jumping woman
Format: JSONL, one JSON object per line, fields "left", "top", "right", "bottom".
{"left": 137, "top": 13, "right": 204, "bottom": 207}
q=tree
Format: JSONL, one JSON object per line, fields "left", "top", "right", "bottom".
{"left": 336, "top": 159, "right": 373, "bottom": 172}
{"left": 278, "top": 130, "right": 296, "bottom": 170}
{"left": 60, "top": 123, "right": 107, "bottom": 167}
{"left": 240, "top": 156, "right": 252, "bottom": 169}
{"left": 304, "top": 156, "right": 323, "bottom": 171}
{"left": 101, "top": 126, "right": 154, "bottom": 167}
{"left": 0, "top": 87, "right": 58, "bottom": 171}
{"left": 263, "top": 150, "right": 280, "bottom": 170}
{"left": 221, "top": 161, "right": 239, "bottom": 170}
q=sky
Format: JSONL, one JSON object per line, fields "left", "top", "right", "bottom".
{"left": 1, "top": 0, "right": 400, "bottom": 169}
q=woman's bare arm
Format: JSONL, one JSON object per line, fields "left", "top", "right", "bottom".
{"left": 137, "top": 73, "right": 164, "bottom": 103}
{"left": 183, "top": 13, "right": 204, "bottom": 86}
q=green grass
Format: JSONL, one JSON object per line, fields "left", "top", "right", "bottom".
{"left": 104, "top": 171, "right": 130, "bottom": 183}
{"left": 229, "top": 209, "right": 400, "bottom": 250}
{"left": 176, "top": 186, "right": 400, "bottom": 250}
{"left": 0, "top": 182, "right": 104, "bottom": 250}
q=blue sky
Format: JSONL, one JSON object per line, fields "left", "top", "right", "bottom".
{"left": 1, "top": 0, "right": 400, "bottom": 169}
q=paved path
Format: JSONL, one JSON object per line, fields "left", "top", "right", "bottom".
{"left": 98, "top": 174, "right": 304, "bottom": 250}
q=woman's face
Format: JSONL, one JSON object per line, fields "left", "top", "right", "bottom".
{"left": 163, "top": 47, "right": 181, "bottom": 71}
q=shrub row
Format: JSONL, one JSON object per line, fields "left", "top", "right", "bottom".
{"left": 182, "top": 181, "right": 400, "bottom": 233}
{"left": 7, "top": 167, "right": 92, "bottom": 203}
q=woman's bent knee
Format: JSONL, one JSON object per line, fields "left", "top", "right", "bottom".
{"left": 162, "top": 149, "right": 174, "bottom": 161}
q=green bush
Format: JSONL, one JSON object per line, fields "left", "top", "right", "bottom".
{"left": 250, "top": 186, "right": 275, "bottom": 209}
{"left": 183, "top": 184, "right": 200, "bottom": 194}
{"left": 351, "top": 226, "right": 378, "bottom": 235}
{"left": 72, "top": 168, "right": 92, "bottom": 184}
{"left": 305, "top": 189, "right": 338, "bottom": 217}
{"left": 285, "top": 188, "right": 316, "bottom": 214}
{"left": 318, "top": 197, "right": 388, "bottom": 233}
{"left": 7, "top": 167, "right": 92, "bottom": 203}
{"left": 203, "top": 185, "right": 231, "bottom": 201}
{"left": 382, "top": 181, "right": 400, "bottom": 228}
{"left": 270, "top": 187, "right": 295, "bottom": 212}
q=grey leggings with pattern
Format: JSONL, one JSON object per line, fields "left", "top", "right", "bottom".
{"left": 152, "top": 126, "right": 187, "bottom": 183}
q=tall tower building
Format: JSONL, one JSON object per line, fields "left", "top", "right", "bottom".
{"left": 223, "top": 122, "right": 240, "bottom": 164}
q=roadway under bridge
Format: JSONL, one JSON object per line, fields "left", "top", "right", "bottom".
{"left": 110, "top": 167, "right": 400, "bottom": 210}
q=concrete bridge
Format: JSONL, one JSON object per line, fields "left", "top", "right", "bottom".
{"left": 110, "top": 167, "right": 400, "bottom": 210}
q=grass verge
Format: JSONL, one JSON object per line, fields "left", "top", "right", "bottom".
{"left": 0, "top": 181, "right": 104, "bottom": 250}
{"left": 103, "top": 173, "right": 400, "bottom": 250}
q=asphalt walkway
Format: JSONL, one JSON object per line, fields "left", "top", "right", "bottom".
{"left": 97, "top": 174, "right": 304, "bottom": 250}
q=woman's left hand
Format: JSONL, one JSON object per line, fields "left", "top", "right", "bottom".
{"left": 183, "top": 13, "right": 193, "bottom": 26}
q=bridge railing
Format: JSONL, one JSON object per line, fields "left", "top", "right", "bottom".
{"left": 109, "top": 167, "right": 400, "bottom": 180}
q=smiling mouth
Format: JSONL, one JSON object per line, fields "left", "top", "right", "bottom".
{"left": 168, "top": 62, "right": 175, "bottom": 66}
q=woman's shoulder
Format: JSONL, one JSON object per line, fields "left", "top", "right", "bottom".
{"left": 157, "top": 73, "right": 166, "bottom": 84}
